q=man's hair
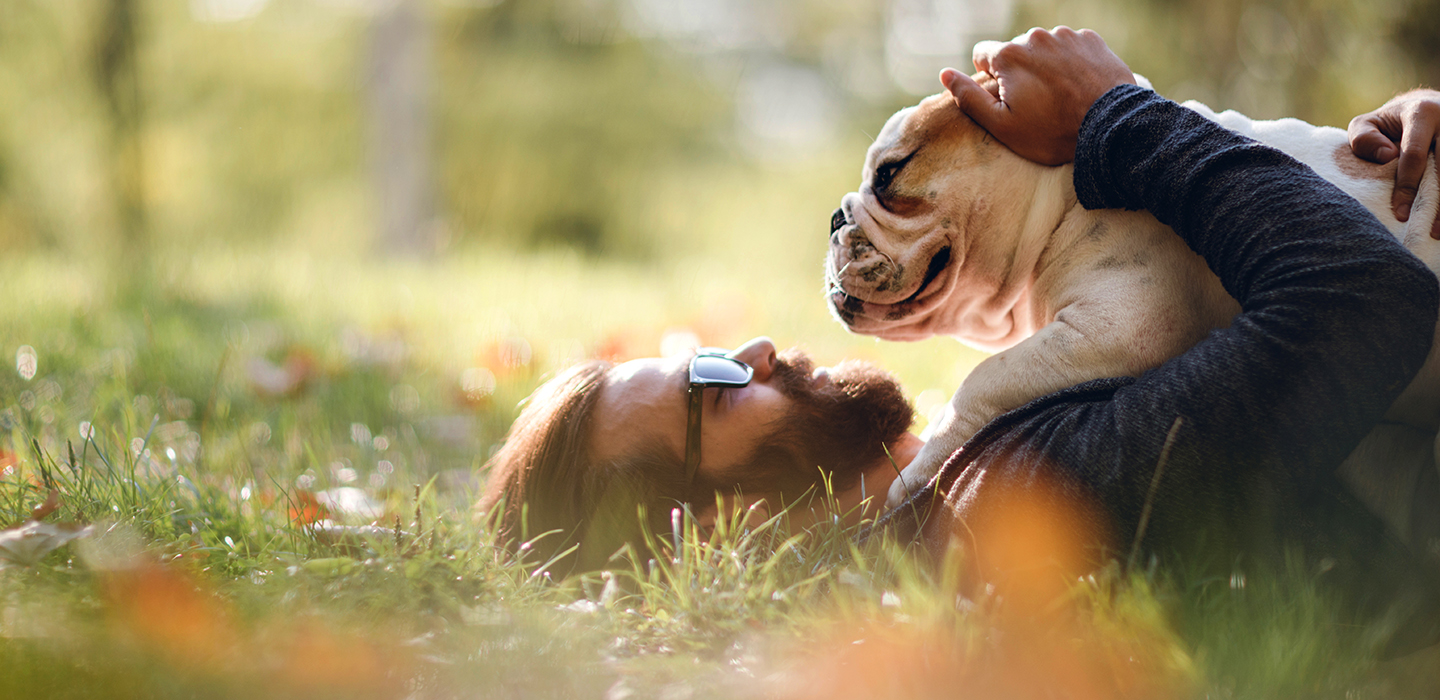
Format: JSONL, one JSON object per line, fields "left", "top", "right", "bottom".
{"left": 476, "top": 361, "right": 684, "bottom": 573}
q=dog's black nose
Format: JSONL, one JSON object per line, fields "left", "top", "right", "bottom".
{"left": 830, "top": 207, "right": 846, "bottom": 236}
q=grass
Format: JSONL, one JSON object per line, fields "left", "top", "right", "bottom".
{"left": 1, "top": 247, "right": 1436, "bottom": 699}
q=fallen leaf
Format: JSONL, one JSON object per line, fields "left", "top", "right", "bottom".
{"left": 29, "top": 488, "right": 60, "bottom": 521}
{"left": 288, "top": 490, "right": 331, "bottom": 525}
{"left": 0, "top": 521, "right": 94, "bottom": 567}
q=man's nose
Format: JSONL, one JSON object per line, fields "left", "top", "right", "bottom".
{"left": 729, "top": 337, "right": 777, "bottom": 382}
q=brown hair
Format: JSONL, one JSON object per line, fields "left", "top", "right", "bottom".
{"left": 476, "top": 361, "right": 685, "bottom": 573}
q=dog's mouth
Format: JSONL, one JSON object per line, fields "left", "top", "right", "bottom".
{"left": 828, "top": 245, "right": 953, "bottom": 329}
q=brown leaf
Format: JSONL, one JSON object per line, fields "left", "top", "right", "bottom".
{"left": 29, "top": 488, "right": 60, "bottom": 521}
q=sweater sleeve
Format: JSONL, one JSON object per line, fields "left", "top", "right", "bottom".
{"left": 1068, "top": 84, "right": 1437, "bottom": 489}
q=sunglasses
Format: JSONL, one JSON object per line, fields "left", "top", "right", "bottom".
{"left": 684, "top": 349, "right": 754, "bottom": 485}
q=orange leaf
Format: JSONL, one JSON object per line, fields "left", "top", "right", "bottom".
{"left": 288, "top": 490, "right": 331, "bottom": 526}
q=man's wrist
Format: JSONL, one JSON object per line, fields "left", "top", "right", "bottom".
{"left": 1073, "top": 83, "right": 1156, "bottom": 211}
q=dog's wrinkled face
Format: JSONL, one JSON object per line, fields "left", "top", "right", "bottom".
{"left": 826, "top": 89, "right": 1000, "bottom": 341}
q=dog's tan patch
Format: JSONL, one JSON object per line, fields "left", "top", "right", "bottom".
{"left": 1333, "top": 142, "right": 1397, "bottom": 182}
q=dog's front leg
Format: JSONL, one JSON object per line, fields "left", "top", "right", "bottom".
{"left": 886, "top": 316, "right": 1146, "bottom": 508}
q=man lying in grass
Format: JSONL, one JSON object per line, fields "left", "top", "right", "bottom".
{"left": 477, "top": 336, "right": 921, "bottom": 572}
{"left": 480, "top": 29, "right": 1440, "bottom": 653}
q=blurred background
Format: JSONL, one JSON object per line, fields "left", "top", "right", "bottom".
{"left": 2, "top": 0, "right": 1437, "bottom": 485}
{"left": 5, "top": 0, "right": 1435, "bottom": 259}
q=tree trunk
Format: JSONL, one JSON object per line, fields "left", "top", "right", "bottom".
{"left": 368, "top": 0, "right": 435, "bottom": 258}
{"left": 94, "top": 0, "right": 147, "bottom": 273}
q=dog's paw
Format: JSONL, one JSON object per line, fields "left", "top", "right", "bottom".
{"left": 885, "top": 442, "right": 948, "bottom": 509}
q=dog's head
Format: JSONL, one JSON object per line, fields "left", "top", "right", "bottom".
{"left": 826, "top": 79, "right": 1036, "bottom": 342}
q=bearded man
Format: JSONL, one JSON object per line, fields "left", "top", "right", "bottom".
{"left": 477, "top": 337, "right": 920, "bottom": 572}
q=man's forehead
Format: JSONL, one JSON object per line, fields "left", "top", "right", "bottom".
{"left": 589, "top": 355, "right": 688, "bottom": 461}
{"left": 608, "top": 355, "right": 679, "bottom": 384}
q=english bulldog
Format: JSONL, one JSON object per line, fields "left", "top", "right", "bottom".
{"left": 825, "top": 78, "right": 1440, "bottom": 508}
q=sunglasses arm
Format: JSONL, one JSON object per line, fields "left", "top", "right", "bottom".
{"left": 684, "top": 385, "right": 704, "bottom": 484}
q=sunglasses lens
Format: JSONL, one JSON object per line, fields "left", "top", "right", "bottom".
{"left": 691, "top": 355, "right": 750, "bottom": 383}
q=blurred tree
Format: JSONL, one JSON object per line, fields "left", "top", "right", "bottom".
{"left": 93, "top": 0, "right": 149, "bottom": 271}
{"left": 369, "top": 0, "right": 436, "bottom": 258}
{"left": 1015, "top": 0, "right": 1416, "bottom": 125}
{"left": 434, "top": 0, "right": 732, "bottom": 257}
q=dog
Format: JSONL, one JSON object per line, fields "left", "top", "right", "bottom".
{"left": 824, "top": 77, "right": 1440, "bottom": 510}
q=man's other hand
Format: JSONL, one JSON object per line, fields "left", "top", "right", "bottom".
{"left": 1348, "top": 89, "right": 1440, "bottom": 238}
{"left": 941, "top": 27, "right": 1135, "bottom": 166}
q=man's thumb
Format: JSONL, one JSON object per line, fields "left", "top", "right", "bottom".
{"left": 942, "top": 68, "right": 1005, "bottom": 131}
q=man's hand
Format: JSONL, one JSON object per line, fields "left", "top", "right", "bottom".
{"left": 941, "top": 27, "right": 1135, "bottom": 166}
{"left": 1348, "top": 89, "right": 1440, "bottom": 237}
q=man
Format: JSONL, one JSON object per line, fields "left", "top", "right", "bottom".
{"left": 476, "top": 338, "right": 922, "bottom": 572}
{"left": 481, "top": 28, "right": 1440, "bottom": 649}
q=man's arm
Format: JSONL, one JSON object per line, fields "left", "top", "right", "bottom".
{"left": 1069, "top": 84, "right": 1435, "bottom": 482}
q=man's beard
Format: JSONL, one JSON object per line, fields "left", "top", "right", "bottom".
{"left": 694, "top": 349, "right": 914, "bottom": 500}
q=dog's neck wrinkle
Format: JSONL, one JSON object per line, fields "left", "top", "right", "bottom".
{"left": 1017, "top": 165, "right": 1078, "bottom": 278}
{"left": 954, "top": 165, "right": 1076, "bottom": 346}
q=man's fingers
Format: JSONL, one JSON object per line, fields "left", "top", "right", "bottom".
{"left": 1393, "top": 130, "right": 1433, "bottom": 222}
{"left": 1348, "top": 116, "right": 1400, "bottom": 164}
{"left": 944, "top": 69, "right": 1009, "bottom": 133}
{"left": 971, "top": 40, "right": 1007, "bottom": 76}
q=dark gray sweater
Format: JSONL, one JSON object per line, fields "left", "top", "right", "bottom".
{"left": 882, "top": 84, "right": 1440, "bottom": 653}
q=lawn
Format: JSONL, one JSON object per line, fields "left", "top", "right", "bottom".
{"left": 2, "top": 244, "right": 1438, "bottom": 699}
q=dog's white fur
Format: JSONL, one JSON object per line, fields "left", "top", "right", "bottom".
{"left": 825, "top": 83, "right": 1440, "bottom": 507}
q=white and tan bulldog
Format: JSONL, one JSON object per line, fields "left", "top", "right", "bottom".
{"left": 825, "top": 78, "right": 1440, "bottom": 508}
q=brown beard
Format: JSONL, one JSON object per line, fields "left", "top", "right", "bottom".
{"left": 690, "top": 349, "right": 914, "bottom": 501}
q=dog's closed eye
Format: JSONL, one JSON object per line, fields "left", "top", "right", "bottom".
{"left": 872, "top": 151, "right": 916, "bottom": 193}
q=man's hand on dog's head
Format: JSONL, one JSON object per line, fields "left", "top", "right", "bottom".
{"left": 941, "top": 27, "right": 1135, "bottom": 166}
{"left": 1348, "top": 89, "right": 1440, "bottom": 238}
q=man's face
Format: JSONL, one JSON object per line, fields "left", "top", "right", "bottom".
{"left": 589, "top": 337, "right": 913, "bottom": 497}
